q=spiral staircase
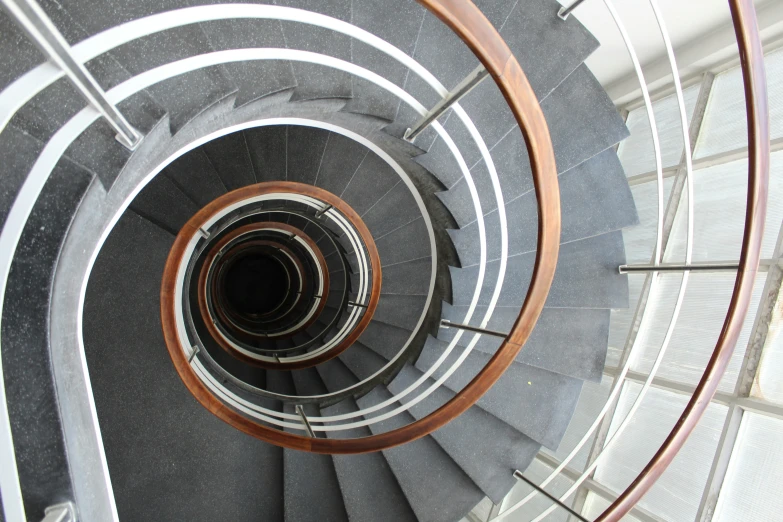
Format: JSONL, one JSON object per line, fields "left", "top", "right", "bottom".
{"left": 0, "top": 0, "right": 769, "bottom": 521}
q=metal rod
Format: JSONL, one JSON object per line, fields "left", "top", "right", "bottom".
{"left": 295, "top": 405, "right": 315, "bottom": 438}
{"left": 1, "top": 0, "right": 142, "bottom": 150}
{"left": 557, "top": 0, "right": 590, "bottom": 20}
{"left": 315, "top": 204, "right": 333, "bottom": 219}
{"left": 404, "top": 64, "right": 489, "bottom": 141}
{"left": 513, "top": 471, "right": 589, "bottom": 522}
{"left": 619, "top": 263, "right": 740, "bottom": 273}
{"left": 188, "top": 345, "right": 200, "bottom": 363}
{"left": 41, "top": 502, "right": 76, "bottom": 522}
{"left": 348, "top": 301, "right": 368, "bottom": 308}
{"left": 197, "top": 227, "right": 210, "bottom": 239}
{"left": 440, "top": 319, "right": 507, "bottom": 339}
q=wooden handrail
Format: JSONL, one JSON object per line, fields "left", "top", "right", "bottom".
{"left": 160, "top": 0, "right": 560, "bottom": 453}
{"left": 597, "top": 0, "right": 769, "bottom": 519}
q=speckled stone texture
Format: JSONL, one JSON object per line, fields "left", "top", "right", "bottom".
{"left": 84, "top": 211, "right": 285, "bottom": 522}
{"left": 2, "top": 157, "right": 92, "bottom": 520}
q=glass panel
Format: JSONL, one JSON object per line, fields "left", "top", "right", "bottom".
{"left": 624, "top": 178, "right": 675, "bottom": 264}
{"left": 543, "top": 376, "right": 613, "bottom": 472}
{"left": 607, "top": 274, "right": 645, "bottom": 367}
{"left": 618, "top": 85, "right": 700, "bottom": 177}
{"left": 665, "top": 152, "right": 783, "bottom": 263}
{"left": 582, "top": 491, "right": 642, "bottom": 522}
{"left": 695, "top": 48, "right": 783, "bottom": 159}
{"left": 714, "top": 413, "right": 783, "bottom": 521}
{"left": 500, "top": 459, "right": 574, "bottom": 522}
{"left": 594, "top": 382, "right": 727, "bottom": 521}
{"left": 630, "top": 272, "right": 766, "bottom": 393}
{"left": 751, "top": 285, "right": 783, "bottom": 405}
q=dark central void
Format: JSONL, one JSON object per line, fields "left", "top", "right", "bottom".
{"left": 222, "top": 252, "right": 289, "bottom": 316}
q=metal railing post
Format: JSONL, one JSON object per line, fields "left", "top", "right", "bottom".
{"left": 557, "top": 0, "right": 591, "bottom": 20}
{"left": 1, "top": 0, "right": 142, "bottom": 150}
{"left": 41, "top": 502, "right": 76, "bottom": 522}
{"left": 404, "top": 64, "right": 490, "bottom": 141}
{"left": 513, "top": 471, "right": 589, "bottom": 522}
{"left": 295, "top": 405, "right": 315, "bottom": 438}
{"left": 440, "top": 319, "right": 508, "bottom": 339}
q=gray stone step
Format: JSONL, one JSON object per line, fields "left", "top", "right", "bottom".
{"left": 320, "top": 398, "right": 418, "bottom": 522}
{"left": 84, "top": 210, "right": 284, "bottom": 521}
{"left": 381, "top": 256, "right": 431, "bottom": 296}
{"left": 316, "top": 356, "right": 360, "bottom": 397}
{"left": 375, "top": 217, "right": 431, "bottom": 266}
{"left": 3, "top": 156, "right": 92, "bottom": 520}
{"left": 448, "top": 230, "right": 630, "bottom": 309}
{"left": 388, "top": 365, "right": 540, "bottom": 503}
{"left": 358, "top": 320, "right": 416, "bottom": 362}
{"left": 345, "top": 0, "right": 424, "bottom": 121}
{"left": 286, "top": 126, "right": 331, "bottom": 186}
{"left": 130, "top": 173, "right": 199, "bottom": 234}
{"left": 0, "top": 11, "right": 44, "bottom": 92}
{"left": 356, "top": 386, "right": 485, "bottom": 522}
{"left": 414, "top": 337, "right": 582, "bottom": 449}
{"left": 340, "top": 150, "right": 400, "bottom": 215}
{"left": 313, "top": 132, "right": 370, "bottom": 197}
{"left": 373, "top": 294, "right": 427, "bottom": 331}
{"left": 362, "top": 181, "right": 422, "bottom": 239}
{"left": 201, "top": 131, "right": 257, "bottom": 191}
{"left": 447, "top": 147, "right": 640, "bottom": 268}
{"left": 199, "top": 17, "right": 297, "bottom": 106}
{"left": 276, "top": 0, "right": 352, "bottom": 101}
{"left": 244, "top": 124, "right": 288, "bottom": 182}
{"left": 0, "top": 126, "right": 44, "bottom": 230}
{"left": 440, "top": 305, "right": 610, "bottom": 383}
{"left": 337, "top": 341, "right": 388, "bottom": 383}
{"left": 162, "top": 147, "right": 227, "bottom": 207}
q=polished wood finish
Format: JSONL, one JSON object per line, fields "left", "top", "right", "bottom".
{"left": 161, "top": 0, "right": 561, "bottom": 451}
{"left": 164, "top": 182, "right": 381, "bottom": 372}
{"left": 597, "top": 0, "right": 769, "bottom": 519}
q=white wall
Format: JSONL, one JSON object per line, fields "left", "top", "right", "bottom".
{"left": 561, "top": 0, "right": 783, "bottom": 105}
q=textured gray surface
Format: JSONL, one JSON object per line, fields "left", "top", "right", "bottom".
{"left": 337, "top": 342, "right": 388, "bottom": 383}
{"left": 84, "top": 211, "right": 284, "bottom": 522}
{"left": 0, "top": 11, "right": 43, "bottom": 92}
{"left": 357, "top": 386, "right": 485, "bottom": 522}
{"left": 321, "top": 398, "right": 418, "bottom": 522}
{"left": 0, "top": 126, "right": 44, "bottom": 230}
{"left": 358, "top": 320, "right": 415, "bottom": 362}
{"left": 199, "top": 18, "right": 296, "bottom": 106}
{"left": 130, "top": 173, "right": 199, "bottom": 234}
{"left": 362, "top": 181, "right": 422, "bottom": 239}
{"left": 441, "top": 306, "right": 610, "bottom": 382}
{"left": 244, "top": 125, "right": 288, "bottom": 182}
{"left": 313, "top": 132, "right": 369, "bottom": 196}
{"left": 201, "top": 131, "right": 257, "bottom": 190}
{"left": 346, "top": 0, "right": 424, "bottom": 120}
{"left": 375, "top": 217, "right": 431, "bottom": 266}
{"left": 286, "top": 125, "right": 330, "bottom": 185}
{"left": 2, "top": 157, "right": 91, "bottom": 520}
{"left": 381, "top": 257, "right": 432, "bottom": 296}
{"left": 373, "top": 294, "right": 427, "bottom": 331}
{"left": 415, "top": 338, "right": 582, "bottom": 449}
{"left": 340, "top": 150, "right": 400, "bottom": 215}
{"left": 277, "top": 0, "right": 352, "bottom": 101}
{"left": 162, "top": 148, "right": 227, "bottom": 207}
{"left": 389, "top": 365, "right": 540, "bottom": 503}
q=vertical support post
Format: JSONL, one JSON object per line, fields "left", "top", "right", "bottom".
{"left": 295, "top": 405, "right": 315, "bottom": 438}
{"left": 513, "top": 471, "right": 589, "bottom": 522}
{"left": 41, "top": 501, "right": 76, "bottom": 522}
{"left": 1, "top": 0, "right": 142, "bottom": 150}
{"left": 557, "top": 0, "right": 590, "bottom": 20}
{"left": 404, "top": 64, "right": 489, "bottom": 141}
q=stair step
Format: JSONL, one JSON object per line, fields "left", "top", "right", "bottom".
{"left": 277, "top": 0, "right": 352, "bottom": 101}
{"left": 375, "top": 217, "right": 431, "bottom": 266}
{"left": 244, "top": 125, "right": 288, "bottom": 182}
{"left": 0, "top": 126, "right": 44, "bottom": 229}
{"left": 358, "top": 320, "right": 416, "bottom": 362}
{"left": 201, "top": 131, "right": 257, "bottom": 191}
{"left": 337, "top": 342, "right": 388, "bottom": 383}
{"left": 345, "top": 0, "right": 424, "bottom": 120}
{"left": 162, "top": 148, "right": 227, "bottom": 207}
{"left": 286, "top": 126, "right": 331, "bottom": 186}
{"left": 85, "top": 210, "right": 285, "bottom": 521}
{"left": 415, "top": 337, "right": 583, "bottom": 449}
{"left": 373, "top": 294, "right": 428, "bottom": 331}
{"left": 199, "top": 18, "right": 296, "bottom": 107}
{"left": 388, "top": 365, "right": 540, "bottom": 503}
{"left": 356, "top": 386, "right": 485, "bottom": 522}
{"left": 363, "top": 181, "right": 422, "bottom": 238}
{"left": 314, "top": 132, "right": 370, "bottom": 196}
{"left": 321, "top": 398, "right": 418, "bottom": 522}
{"left": 380, "top": 256, "right": 432, "bottom": 296}
{"left": 449, "top": 230, "right": 630, "bottom": 309}
{"left": 340, "top": 150, "right": 400, "bottom": 215}
{"left": 441, "top": 305, "right": 610, "bottom": 382}
{"left": 130, "top": 173, "right": 199, "bottom": 234}
{"left": 0, "top": 11, "right": 44, "bottom": 91}
{"left": 316, "top": 356, "right": 360, "bottom": 396}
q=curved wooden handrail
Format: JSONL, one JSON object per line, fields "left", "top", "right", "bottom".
{"left": 597, "top": 0, "right": 769, "bottom": 519}
{"left": 160, "top": 1, "right": 560, "bottom": 453}
{"left": 173, "top": 182, "right": 380, "bottom": 371}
